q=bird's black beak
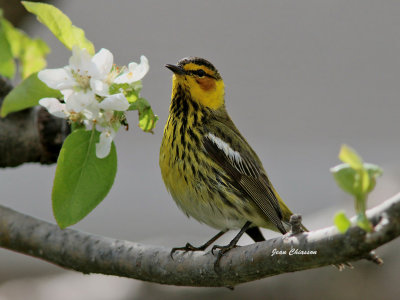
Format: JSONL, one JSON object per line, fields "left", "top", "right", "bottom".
{"left": 165, "top": 64, "right": 185, "bottom": 75}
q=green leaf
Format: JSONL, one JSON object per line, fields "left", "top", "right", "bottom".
{"left": 109, "top": 83, "right": 130, "bottom": 95}
{"left": 365, "top": 163, "right": 383, "bottom": 194}
{"left": 338, "top": 144, "right": 363, "bottom": 170}
{"left": 331, "top": 166, "right": 367, "bottom": 198}
{"left": 52, "top": 129, "right": 117, "bottom": 228}
{"left": 331, "top": 162, "right": 383, "bottom": 198}
{"left": 1, "top": 18, "right": 50, "bottom": 79}
{"left": 129, "top": 97, "right": 158, "bottom": 133}
{"left": 1, "top": 19, "right": 23, "bottom": 57}
{"left": 331, "top": 164, "right": 358, "bottom": 196}
{"left": 22, "top": 1, "right": 94, "bottom": 55}
{"left": 334, "top": 211, "right": 351, "bottom": 233}
{"left": 332, "top": 146, "right": 381, "bottom": 233}
{"left": 139, "top": 106, "right": 158, "bottom": 133}
{"left": 0, "top": 20, "right": 15, "bottom": 78}
{"left": 109, "top": 82, "right": 140, "bottom": 103}
{"left": 1, "top": 72, "right": 61, "bottom": 117}
{"left": 20, "top": 38, "right": 49, "bottom": 78}
{"left": 336, "top": 145, "right": 371, "bottom": 195}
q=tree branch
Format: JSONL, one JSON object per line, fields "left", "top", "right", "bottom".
{"left": 0, "top": 76, "right": 70, "bottom": 167}
{"left": 0, "top": 193, "right": 399, "bottom": 287}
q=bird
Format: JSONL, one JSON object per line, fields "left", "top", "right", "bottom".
{"left": 159, "top": 57, "right": 306, "bottom": 269}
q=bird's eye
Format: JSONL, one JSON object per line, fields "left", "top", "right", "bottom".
{"left": 196, "top": 69, "right": 206, "bottom": 77}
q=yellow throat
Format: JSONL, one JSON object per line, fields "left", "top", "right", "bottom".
{"left": 169, "top": 60, "right": 225, "bottom": 110}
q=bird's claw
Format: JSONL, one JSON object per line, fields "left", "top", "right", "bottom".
{"left": 211, "top": 244, "right": 239, "bottom": 272}
{"left": 211, "top": 244, "right": 238, "bottom": 255}
{"left": 170, "top": 242, "right": 207, "bottom": 259}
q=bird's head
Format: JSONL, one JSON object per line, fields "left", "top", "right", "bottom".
{"left": 166, "top": 57, "right": 225, "bottom": 110}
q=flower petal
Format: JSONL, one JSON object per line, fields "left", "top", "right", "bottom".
{"left": 90, "top": 78, "right": 110, "bottom": 97}
{"left": 92, "top": 48, "right": 113, "bottom": 80}
{"left": 130, "top": 55, "right": 149, "bottom": 81}
{"left": 69, "top": 46, "right": 100, "bottom": 79}
{"left": 38, "top": 68, "right": 75, "bottom": 90}
{"left": 113, "top": 72, "right": 129, "bottom": 84}
{"left": 114, "top": 55, "right": 149, "bottom": 84}
{"left": 39, "top": 98, "right": 68, "bottom": 118}
{"left": 96, "top": 128, "right": 116, "bottom": 159}
{"left": 65, "top": 90, "right": 97, "bottom": 113}
{"left": 100, "top": 110, "right": 114, "bottom": 123}
{"left": 98, "top": 93, "right": 129, "bottom": 111}
{"left": 61, "top": 88, "right": 74, "bottom": 100}
{"left": 82, "top": 101, "right": 100, "bottom": 121}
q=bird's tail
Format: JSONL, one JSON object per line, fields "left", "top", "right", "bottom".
{"left": 245, "top": 226, "right": 265, "bottom": 242}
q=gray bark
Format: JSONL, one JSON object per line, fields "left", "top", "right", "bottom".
{"left": 0, "top": 192, "right": 398, "bottom": 287}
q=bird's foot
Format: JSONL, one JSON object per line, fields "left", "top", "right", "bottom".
{"left": 170, "top": 243, "right": 208, "bottom": 259}
{"left": 211, "top": 242, "right": 240, "bottom": 272}
{"left": 170, "top": 231, "right": 227, "bottom": 259}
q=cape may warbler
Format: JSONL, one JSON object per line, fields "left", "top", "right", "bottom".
{"left": 160, "top": 57, "right": 305, "bottom": 267}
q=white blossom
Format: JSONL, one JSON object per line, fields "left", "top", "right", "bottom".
{"left": 90, "top": 79, "right": 109, "bottom": 97}
{"left": 65, "top": 90, "right": 97, "bottom": 113}
{"left": 38, "top": 68, "right": 75, "bottom": 91}
{"left": 38, "top": 46, "right": 149, "bottom": 159}
{"left": 39, "top": 98, "right": 69, "bottom": 118}
{"left": 98, "top": 93, "right": 129, "bottom": 111}
{"left": 96, "top": 128, "right": 116, "bottom": 159}
{"left": 114, "top": 55, "right": 149, "bottom": 84}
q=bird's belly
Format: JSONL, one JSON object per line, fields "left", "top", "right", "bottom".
{"left": 160, "top": 158, "right": 247, "bottom": 230}
{"left": 172, "top": 188, "right": 249, "bottom": 231}
{"left": 160, "top": 138, "right": 279, "bottom": 231}
{"left": 175, "top": 191, "right": 248, "bottom": 231}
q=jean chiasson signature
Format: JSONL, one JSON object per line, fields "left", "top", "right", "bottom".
{"left": 271, "top": 248, "right": 318, "bottom": 256}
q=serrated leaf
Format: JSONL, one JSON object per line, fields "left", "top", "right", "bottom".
{"left": 0, "top": 20, "right": 15, "bottom": 78}
{"left": 22, "top": 1, "right": 94, "bottom": 55}
{"left": 52, "top": 129, "right": 117, "bottom": 228}
{"left": 334, "top": 211, "right": 351, "bottom": 233}
{"left": 339, "top": 144, "right": 363, "bottom": 170}
{"left": 1, "top": 72, "right": 61, "bottom": 117}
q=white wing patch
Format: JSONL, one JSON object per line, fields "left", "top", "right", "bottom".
{"left": 206, "top": 132, "right": 242, "bottom": 163}
{"left": 206, "top": 132, "right": 259, "bottom": 177}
